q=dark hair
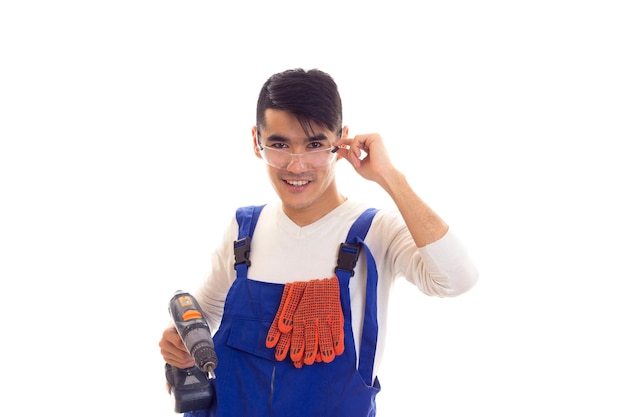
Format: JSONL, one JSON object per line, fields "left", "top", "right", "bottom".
{"left": 256, "top": 68, "right": 343, "bottom": 137}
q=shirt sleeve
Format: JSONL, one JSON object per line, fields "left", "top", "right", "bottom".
{"left": 194, "top": 215, "right": 239, "bottom": 333}
{"left": 415, "top": 228, "right": 479, "bottom": 297}
{"left": 372, "top": 210, "right": 478, "bottom": 297}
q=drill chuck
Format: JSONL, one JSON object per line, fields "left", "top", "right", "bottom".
{"left": 190, "top": 341, "right": 218, "bottom": 375}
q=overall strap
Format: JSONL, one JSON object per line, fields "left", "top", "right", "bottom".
{"left": 234, "top": 205, "right": 266, "bottom": 278}
{"left": 335, "top": 207, "right": 380, "bottom": 384}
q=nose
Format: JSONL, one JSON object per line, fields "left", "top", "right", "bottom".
{"left": 286, "top": 154, "right": 307, "bottom": 171}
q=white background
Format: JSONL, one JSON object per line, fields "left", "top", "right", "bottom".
{"left": 1, "top": 1, "right": 625, "bottom": 416}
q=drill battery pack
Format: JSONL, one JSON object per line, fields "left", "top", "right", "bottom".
{"left": 165, "top": 363, "right": 215, "bottom": 413}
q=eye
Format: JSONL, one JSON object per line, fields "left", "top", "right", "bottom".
{"left": 308, "top": 141, "right": 328, "bottom": 150}
{"left": 267, "top": 142, "right": 288, "bottom": 150}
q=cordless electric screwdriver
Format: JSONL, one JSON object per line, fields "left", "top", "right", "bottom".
{"left": 165, "top": 290, "right": 217, "bottom": 413}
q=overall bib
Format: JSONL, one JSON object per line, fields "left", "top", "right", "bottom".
{"left": 189, "top": 205, "right": 381, "bottom": 417}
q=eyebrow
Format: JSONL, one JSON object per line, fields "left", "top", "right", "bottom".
{"left": 264, "top": 133, "right": 330, "bottom": 143}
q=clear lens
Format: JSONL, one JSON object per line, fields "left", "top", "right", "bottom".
{"left": 260, "top": 146, "right": 336, "bottom": 169}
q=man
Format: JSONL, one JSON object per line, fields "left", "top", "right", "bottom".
{"left": 159, "top": 68, "right": 478, "bottom": 416}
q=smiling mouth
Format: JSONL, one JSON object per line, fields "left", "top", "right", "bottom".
{"left": 285, "top": 179, "right": 310, "bottom": 187}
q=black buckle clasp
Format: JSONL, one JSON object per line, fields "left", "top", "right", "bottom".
{"left": 233, "top": 237, "right": 251, "bottom": 268}
{"left": 335, "top": 243, "right": 360, "bottom": 276}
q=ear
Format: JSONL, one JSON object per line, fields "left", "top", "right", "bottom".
{"left": 333, "top": 125, "right": 350, "bottom": 161}
{"left": 252, "top": 126, "right": 262, "bottom": 159}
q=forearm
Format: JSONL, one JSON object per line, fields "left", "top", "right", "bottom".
{"left": 379, "top": 169, "right": 448, "bottom": 248}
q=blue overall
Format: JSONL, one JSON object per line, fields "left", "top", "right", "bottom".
{"left": 187, "top": 206, "right": 381, "bottom": 417}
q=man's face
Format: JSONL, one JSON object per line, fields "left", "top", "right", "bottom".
{"left": 253, "top": 109, "right": 344, "bottom": 223}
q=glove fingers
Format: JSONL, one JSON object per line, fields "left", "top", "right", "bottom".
{"left": 318, "top": 318, "right": 335, "bottom": 363}
{"left": 290, "top": 320, "right": 305, "bottom": 362}
{"left": 330, "top": 309, "right": 345, "bottom": 355}
{"left": 327, "top": 277, "right": 345, "bottom": 356}
{"left": 279, "top": 281, "right": 306, "bottom": 333}
{"left": 303, "top": 318, "right": 319, "bottom": 365}
{"left": 291, "top": 280, "right": 316, "bottom": 362}
{"left": 274, "top": 331, "right": 291, "bottom": 361}
{"left": 266, "top": 323, "right": 280, "bottom": 348}
{"left": 266, "top": 282, "right": 292, "bottom": 348}
{"left": 332, "top": 325, "right": 345, "bottom": 356}
{"left": 286, "top": 276, "right": 346, "bottom": 366}
{"left": 298, "top": 280, "right": 319, "bottom": 366}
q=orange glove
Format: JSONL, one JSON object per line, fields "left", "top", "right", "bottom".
{"left": 266, "top": 281, "right": 306, "bottom": 361}
{"left": 290, "top": 276, "right": 345, "bottom": 366}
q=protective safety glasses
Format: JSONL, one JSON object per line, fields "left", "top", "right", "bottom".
{"left": 259, "top": 144, "right": 338, "bottom": 170}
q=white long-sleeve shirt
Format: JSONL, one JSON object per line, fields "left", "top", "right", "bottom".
{"left": 197, "top": 198, "right": 478, "bottom": 381}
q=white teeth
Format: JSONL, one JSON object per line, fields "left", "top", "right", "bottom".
{"left": 286, "top": 180, "right": 309, "bottom": 186}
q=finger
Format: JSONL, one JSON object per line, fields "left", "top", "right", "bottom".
{"left": 274, "top": 282, "right": 292, "bottom": 332}
{"left": 351, "top": 137, "right": 369, "bottom": 161}
{"left": 267, "top": 283, "right": 292, "bottom": 347}
{"left": 334, "top": 144, "right": 362, "bottom": 169}
{"left": 279, "top": 281, "right": 306, "bottom": 333}
{"left": 331, "top": 134, "right": 353, "bottom": 155}
{"left": 318, "top": 319, "right": 335, "bottom": 363}
{"left": 160, "top": 327, "right": 184, "bottom": 355}
{"left": 290, "top": 320, "right": 305, "bottom": 362}
{"left": 328, "top": 282, "right": 345, "bottom": 356}
{"left": 159, "top": 327, "right": 196, "bottom": 368}
{"left": 266, "top": 321, "right": 281, "bottom": 348}
{"left": 336, "top": 138, "right": 362, "bottom": 168}
{"left": 303, "top": 318, "right": 319, "bottom": 365}
{"left": 162, "top": 347, "right": 195, "bottom": 369}
{"left": 275, "top": 331, "right": 291, "bottom": 361}
{"left": 332, "top": 324, "right": 345, "bottom": 356}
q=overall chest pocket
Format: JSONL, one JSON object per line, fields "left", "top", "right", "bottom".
{"left": 225, "top": 317, "right": 277, "bottom": 362}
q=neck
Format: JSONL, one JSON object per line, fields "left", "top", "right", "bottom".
{"left": 283, "top": 189, "right": 347, "bottom": 227}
